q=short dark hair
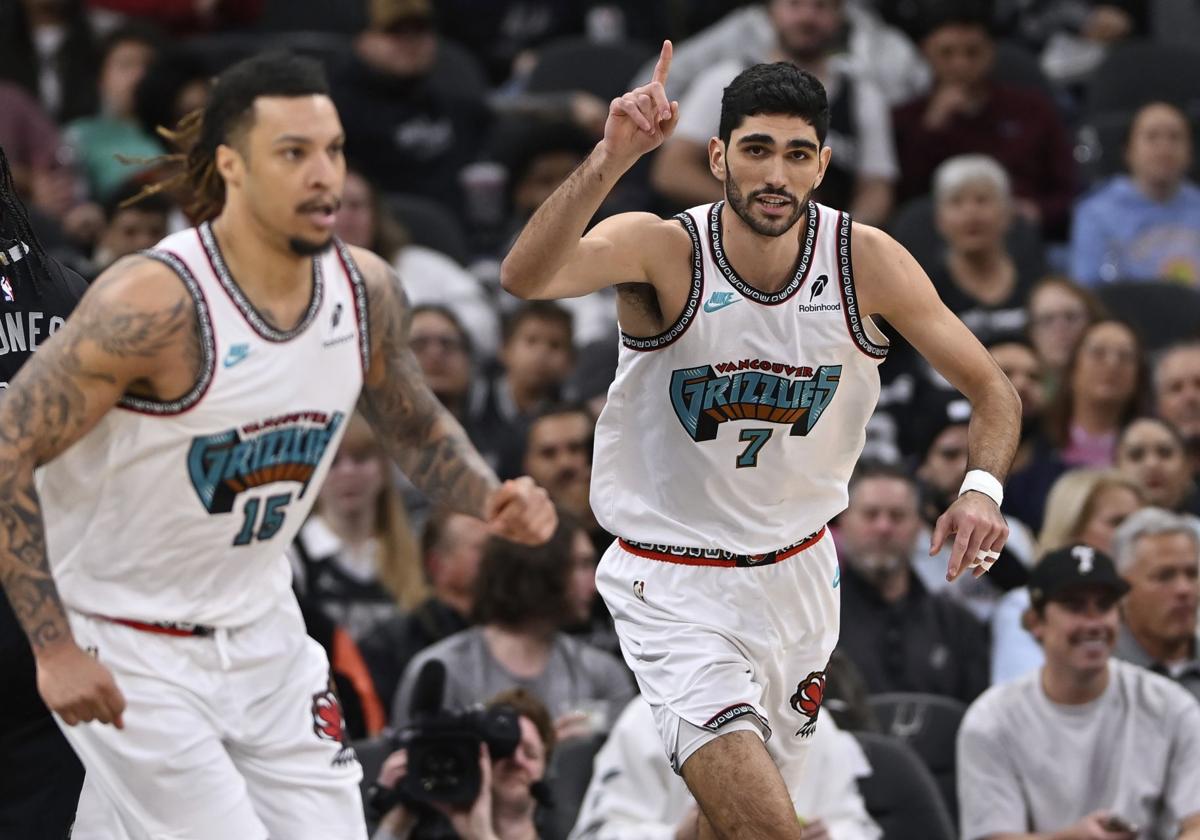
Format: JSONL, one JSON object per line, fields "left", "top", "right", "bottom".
{"left": 1124, "top": 100, "right": 1192, "bottom": 149}
{"left": 411, "top": 303, "right": 473, "bottom": 358}
{"left": 718, "top": 62, "right": 830, "bottom": 146}
{"left": 472, "top": 510, "right": 584, "bottom": 627}
{"left": 103, "top": 178, "right": 172, "bottom": 222}
{"left": 487, "top": 687, "right": 556, "bottom": 760}
{"left": 916, "top": 1, "right": 994, "bottom": 42}
{"left": 502, "top": 300, "right": 573, "bottom": 346}
{"left": 848, "top": 458, "right": 918, "bottom": 498}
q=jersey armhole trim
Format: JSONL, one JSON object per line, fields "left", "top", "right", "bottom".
{"left": 836, "top": 212, "right": 889, "bottom": 361}
{"left": 333, "top": 239, "right": 371, "bottom": 375}
{"left": 117, "top": 248, "right": 216, "bottom": 415}
{"left": 619, "top": 212, "right": 704, "bottom": 352}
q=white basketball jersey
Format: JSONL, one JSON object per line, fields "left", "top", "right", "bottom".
{"left": 38, "top": 223, "right": 370, "bottom": 626}
{"left": 591, "top": 201, "right": 888, "bottom": 554}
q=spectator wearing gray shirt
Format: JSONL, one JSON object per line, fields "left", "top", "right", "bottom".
{"left": 393, "top": 514, "right": 634, "bottom": 743}
{"left": 1111, "top": 507, "right": 1200, "bottom": 702}
{"left": 957, "top": 544, "right": 1200, "bottom": 840}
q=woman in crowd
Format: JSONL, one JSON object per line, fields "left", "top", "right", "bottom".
{"left": 991, "top": 468, "right": 1144, "bottom": 684}
{"left": 1116, "top": 416, "right": 1200, "bottom": 517}
{"left": 1025, "top": 276, "right": 1105, "bottom": 398}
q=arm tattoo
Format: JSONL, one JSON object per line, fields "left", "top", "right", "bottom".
{"left": 0, "top": 268, "right": 195, "bottom": 651}
{"left": 358, "top": 264, "right": 499, "bottom": 518}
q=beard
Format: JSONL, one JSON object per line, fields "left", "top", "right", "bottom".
{"left": 846, "top": 547, "right": 907, "bottom": 586}
{"left": 724, "top": 168, "right": 810, "bottom": 237}
{"left": 288, "top": 234, "right": 334, "bottom": 257}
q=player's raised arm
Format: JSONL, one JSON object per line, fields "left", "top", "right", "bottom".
{"left": 0, "top": 255, "right": 194, "bottom": 728}
{"left": 352, "top": 247, "right": 555, "bottom": 545}
{"left": 852, "top": 224, "right": 1021, "bottom": 583}
{"left": 501, "top": 40, "right": 682, "bottom": 301}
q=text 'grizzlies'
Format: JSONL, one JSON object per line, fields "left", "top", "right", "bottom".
{"left": 669, "top": 365, "right": 841, "bottom": 442}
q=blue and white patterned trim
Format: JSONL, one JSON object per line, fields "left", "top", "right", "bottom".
{"left": 836, "top": 211, "right": 888, "bottom": 360}
{"left": 620, "top": 211, "right": 705, "bottom": 352}
{"left": 333, "top": 239, "right": 371, "bottom": 374}
{"left": 198, "top": 222, "right": 324, "bottom": 342}
{"left": 707, "top": 200, "right": 819, "bottom": 305}
{"left": 118, "top": 249, "right": 215, "bottom": 414}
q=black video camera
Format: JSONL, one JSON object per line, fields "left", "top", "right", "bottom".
{"left": 367, "top": 660, "right": 521, "bottom": 816}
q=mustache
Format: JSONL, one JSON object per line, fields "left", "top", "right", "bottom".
{"left": 749, "top": 187, "right": 798, "bottom": 203}
{"left": 296, "top": 196, "right": 342, "bottom": 213}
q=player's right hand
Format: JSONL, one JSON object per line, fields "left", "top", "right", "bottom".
{"left": 602, "top": 40, "right": 680, "bottom": 164}
{"left": 36, "top": 642, "right": 126, "bottom": 729}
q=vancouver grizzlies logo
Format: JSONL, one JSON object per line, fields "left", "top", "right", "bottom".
{"left": 187, "top": 410, "right": 344, "bottom": 514}
{"left": 670, "top": 359, "right": 841, "bottom": 441}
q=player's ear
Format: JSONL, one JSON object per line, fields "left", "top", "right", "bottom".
{"left": 813, "top": 144, "right": 832, "bottom": 191}
{"left": 215, "top": 143, "right": 245, "bottom": 189}
{"left": 709, "top": 137, "right": 726, "bottom": 181}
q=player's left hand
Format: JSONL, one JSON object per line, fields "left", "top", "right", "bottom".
{"left": 484, "top": 476, "right": 557, "bottom": 545}
{"left": 930, "top": 490, "right": 1008, "bottom": 582}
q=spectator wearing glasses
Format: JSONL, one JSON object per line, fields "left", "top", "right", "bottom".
{"left": 1024, "top": 276, "right": 1105, "bottom": 400}
{"left": 408, "top": 305, "right": 476, "bottom": 425}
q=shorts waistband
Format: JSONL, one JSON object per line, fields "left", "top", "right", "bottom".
{"left": 90, "top": 613, "right": 216, "bottom": 638}
{"left": 618, "top": 526, "right": 825, "bottom": 568}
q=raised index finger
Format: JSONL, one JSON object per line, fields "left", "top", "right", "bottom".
{"left": 651, "top": 40, "right": 673, "bottom": 87}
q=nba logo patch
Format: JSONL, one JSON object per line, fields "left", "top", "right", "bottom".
{"left": 1, "top": 276, "right": 14, "bottom": 302}
{"left": 633, "top": 580, "right": 645, "bottom": 601}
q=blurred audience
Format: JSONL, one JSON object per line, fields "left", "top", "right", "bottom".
{"left": 568, "top": 696, "right": 881, "bottom": 840}
{"left": 521, "top": 405, "right": 606, "bottom": 549}
{"left": 0, "top": 0, "right": 98, "bottom": 122}
{"left": 1155, "top": 341, "right": 1200, "bottom": 475}
{"left": 408, "top": 305, "right": 477, "bottom": 424}
{"left": 999, "top": 0, "right": 1146, "bottom": 88}
{"left": 653, "top": 0, "right": 898, "bottom": 223}
{"left": 1112, "top": 507, "right": 1200, "bottom": 702}
{"left": 988, "top": 336, "right": 1046, "bottom": 474}
{"left": 958, "top": 544, "right": 1200, "bottom": 840}
{"left": 360, "top": 510, "right": 488, "bottom": 713}
{"left": 88, "top": 178, "right": 169, "bottom": 275}
{"left": 1070, "top": 101, "right": 1200, "bottom": 286}
{"left": 63, "top": 22, "right": 162, "bottom": 201}
{"left": 392, "top": 515, "right": 634, "bottom": 742}
{"left": 1024, "top": 276, "right": 1105, "bottom": 399}
{"left": 292, "top": 413, "right": 426, "bottom": 641}
{"left": 86, "top": 0, "right": 265, "bottom": 35}
{"left": 835, "top": 460, "right": 991, "bottom": 703}
{"left": 470, "top": 301, "right": 575, "bottom": 479}
{"left": 928, "top": 154, "right": 1034, "bottom": 345}
{"left": 891, "top": 5, "right": 1075, "bottom": 237}
{"left": 1115, "top": 416, "right": 1200, "bottom": 516}
{"left": 991, "top": 468, "right": 1144, "bottom": 684}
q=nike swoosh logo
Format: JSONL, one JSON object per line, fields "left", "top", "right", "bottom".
{"left": 223, "top": 352, "right": 249, "bottom": 368}
{"left": 703, "top": 298, "right": 740, "bottom": 313}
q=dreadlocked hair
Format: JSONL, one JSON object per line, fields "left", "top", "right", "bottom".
{"left": 0, "top": 146, "right": 48, "bottom": 291}
{"left": 128, "top": 51, "right": 331, "bottom": 223}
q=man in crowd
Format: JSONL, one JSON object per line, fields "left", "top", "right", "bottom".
{"left": 1112, "top": 507, "right": 1200, "bottom": 701}
{"left": 957, "top": 544, "right": 1200, "bottom": 839}
{"left": 1155, "top": 340, "right": 1200, "bottom": 477}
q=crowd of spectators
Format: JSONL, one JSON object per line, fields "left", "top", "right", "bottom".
{"left": 4, "top": 0, "right": 1200, "bottom": 837}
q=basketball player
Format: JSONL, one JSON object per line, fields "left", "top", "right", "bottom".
{"left": 0, "top": 53, "right": 554, "bottom": 840}
{"left": 0, "top": 145, "right": 88, "bottom": 839}
{"left": 502, "top": 45, "right": 1020, "bottom": 839}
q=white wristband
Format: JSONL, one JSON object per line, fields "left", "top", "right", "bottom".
{"left": 959, "top": 469, "right": 1003, "bottom": 508}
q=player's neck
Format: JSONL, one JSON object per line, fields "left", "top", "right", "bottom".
{"left": 718, "top": 203, "right": 807, "bottom": 293}
{"left": 209, "top": 207, "right": 313, "bottom": 297}
{"left": 1041, "top": 660, "right": 1110, "bottom": 705}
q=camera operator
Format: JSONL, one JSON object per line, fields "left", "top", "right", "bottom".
{"left": 373, "top": 688, "right": 556, "bottom": 840}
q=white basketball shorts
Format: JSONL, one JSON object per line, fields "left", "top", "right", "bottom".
{"left": 56, "top": 599, "right": 367, "bottom": 840}
{"left": 595, "top": 527, "right": 840, "bottom": 790}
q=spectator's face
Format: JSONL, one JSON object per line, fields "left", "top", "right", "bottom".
{"left": 1155, "top": 347, "right": 1200, "bottom": 446}
{"left": 358, "top": 19, "right": 438, "bottom": 79}
{"left": 1122, "top": 531, "right": 1199, "bottom": 652}
{"left": 99, "top": 207, "right": 168, "bottom": 262}
{"left": 320, "top": 416, "right": 386, "bottom": 520}
{"left": 565, "top": 530, "right": 598, "bottom": 626}
{"left": 1116, "top": 419, "right": 1191, "bottom": 510}
{"left": 935, "top": 179, "right": 1011, "bottom": 255}
{"left": 1071, "top": 322, "right": 1138, "bottom": 410}
{"left": 922, "top": 24, "right": 994, "bottom": 89}
{"left": 523, "top": 412, "right": 591, "bottom": 501}
{"left": 1028, "top": 283, "right": 1090, "bottom": 372}
{"left": 1125, "top": 104, "right": 1192, "bottom": 189}
{"left": 219, "top": 95, "right": 345, "bottom": 257}
{"left": 409, "top": 310, "right": 471, "bottom": 402}
{"left": 990, "top": 342, "right": 1044, "bottom": 419}
{"left": 100, "top": 39, "right": 156, "bottom": 118}
{"left": 1032, "top": 588, "right": 1120, "bottom": 675}
{"left": 431, "top": 514, "right": 489, "bottom": 595}
{"left": 1075, "top": 485, "right": 1141, "bottom": 556}
{"left": 334, "top": 171, "right": 375, "bottom": 250}
{"left": 491, "top": 716, "right": 547, "bottom": 809}
{"left": 176, "top": 78, "right": 210, "bottom": 121}
{"left": 716, "top": 115, "right": 829, "bottom": 238}
{"left": 918, "top": 424, "right": 969, "bottom": 498}
{"left": 840, "top": 476, "right": 921, "bottom": 578}
{"left": 501, "top": 317, "right": 573, "bottom": 396}
{"left": 769, "top": 0, "right": 843, "bottom": 61}
{"left": 514, "top": 151, "right": 586, "bottom": 217}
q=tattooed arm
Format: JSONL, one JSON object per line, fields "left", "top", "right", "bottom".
{"left": 351, "top": 247, "right": 555, "bottom": 543}
{"left": 0, "top": 255, "right": 197, "bottom": 727}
